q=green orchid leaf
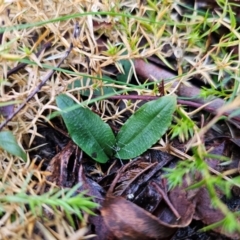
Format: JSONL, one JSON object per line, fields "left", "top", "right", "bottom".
{"left": 115, "top": 95, "right": 176, "bottom": 159}
{"left": 0, "top": 131, "right": 27, "bottom": 161}
{"left": 56, "top": 94, "right": 116, "bottom": 163}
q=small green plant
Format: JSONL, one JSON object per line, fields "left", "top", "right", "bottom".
{"left": 163, "top": 160, "right": 196, "bottom": 190}
{"left": 102, "top": 41, "right": 123, "bottom": 57}
{"left": 56, "top": 94, "right": 176, "bottom": 163}
{"left": 0, "top": 180, "right": 98, "bottom": 227}
{"left": 164, "top": 146, "right": 240, "bottom": 234}
{"left": 170, "top": 106, "right": 195, "bottom": 142}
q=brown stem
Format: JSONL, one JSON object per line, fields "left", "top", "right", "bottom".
{"left": 151, "top": 181, "right": 181, "bottom": 220}
{"left": 106, "top": 95, "right": 240, "bottom": 122}
{"left": 134, "top": 59, "right": 240, "bottom": 122}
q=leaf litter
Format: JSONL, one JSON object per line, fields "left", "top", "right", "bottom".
{"left": 1, "top": 0, "right": 240, "bottom": 240}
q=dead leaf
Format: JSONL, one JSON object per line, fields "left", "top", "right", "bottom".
{"left": 152, "top": 183, "right": 195, "bottom": 228}
{"left": 193, "top": 187, "right": 240, "bottom": 239}
{"left": 101, "top": 196, "right": 176, "bottom": 240}
{"left": 46, "top": 141, "right": 78, "bottom": 187}
{"left": 78, "top": 164, "right": 105, "bottom": 204}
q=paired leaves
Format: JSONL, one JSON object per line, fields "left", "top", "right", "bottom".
{"left": 57, "top": 94, "right": 176, "bottom": 163}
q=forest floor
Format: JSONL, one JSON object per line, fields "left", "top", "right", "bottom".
{"left": 1, "top": 1, "right": 240, "bottom": 239}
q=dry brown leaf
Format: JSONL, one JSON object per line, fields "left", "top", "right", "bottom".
{"left": 101, "top": 196, "right": 176, "bottom": 240}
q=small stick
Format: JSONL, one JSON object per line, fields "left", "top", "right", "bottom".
{"left": 0, "top": 23, "right": 80, "bottom": 131}
{"left": 134, "top": 59, "right": 240, "bottom": 122}
{"left": 119, "top": 162, "right": 157, "bottom": 196}
{"left": 107, "top": 159, "right": 138, "bottom": 195}
{"left": 106, "top": 95, "right": 240, "bottom": 123}
{"left": 151, "top": 181, "right": 181, "bottom": 220}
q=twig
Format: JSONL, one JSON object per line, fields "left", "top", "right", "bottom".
{"left": 134, "top": 59, "right": 240, "bottom": 122}
{"left": 106, "top": 95, "right": 240, "bottom": 122}
{"left": 107, "top": 160, "right": 138, "bottom": 196}
{"left": 119, "top": 162, "right": 157, "bottom": 196}
{"left": 151, "top": 181, "right": 181, "bottom": 220}
{"left": 0, "top": 23, "right": 80, "bottom": 131}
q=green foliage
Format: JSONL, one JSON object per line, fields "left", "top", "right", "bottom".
{"left": 164, "top": 160, "right": 196, "bottom": 190}
{"left": 0, "top": 182, "right": 98, "bottom": 227}
{"left": 171, "top": 107, "right": 195, "bottom": 142}
{"left": 222, "top": 213, "right": 240, "bottom": 233}
{"left": 70, "top": 58, "right": 132, "bottom": 97}
{"left": 164, "top": 146, "right": 240, "bottom": 234}
{"left": 200, "top": 86, "right": 229, "bottom": 99}
{"left": 72, "top": 75, "right": 118, "bottom": 97}
{"left": 116, "top": 95, "right": 176, "bottom": 159}
{"left": 56, "top": 94, "right": 176, "bottom": 162}
{"left": 0, "top": 131, "right": 27, "bottom": 161}
{"left": 56, "top": 94, "right": 116, "bottom": 163}
{"left": 116, "top": 58, "right": 133, "bottom": 83}
{"left": 103, "top": 41, "right": 123, "bottom": 56}
{"left": 202, "top": 212, "right": 240, "bottom": 234}
{"left": 0, "top": 100, "right": 20, "bottom": 107}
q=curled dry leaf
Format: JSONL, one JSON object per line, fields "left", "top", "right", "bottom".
{"left": 46, "top": 141, "right": 78, "bottom": 187}
{"left": 78, "top": 164, "right": 105, "bottom": 204}
{"left": 101, "top": 196, "right": 176, "bottom": 240}
{"left": 78, "top": 164, "right": 112, "bottom": 240}
{"left": 150, "top": 182, "right": 195, "bottom": 229}
{"left": 168, "top": 186, "right": 195, "bottom": 227}
{"left": 193, "top": 187, "right": 240, "bottom": 239}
